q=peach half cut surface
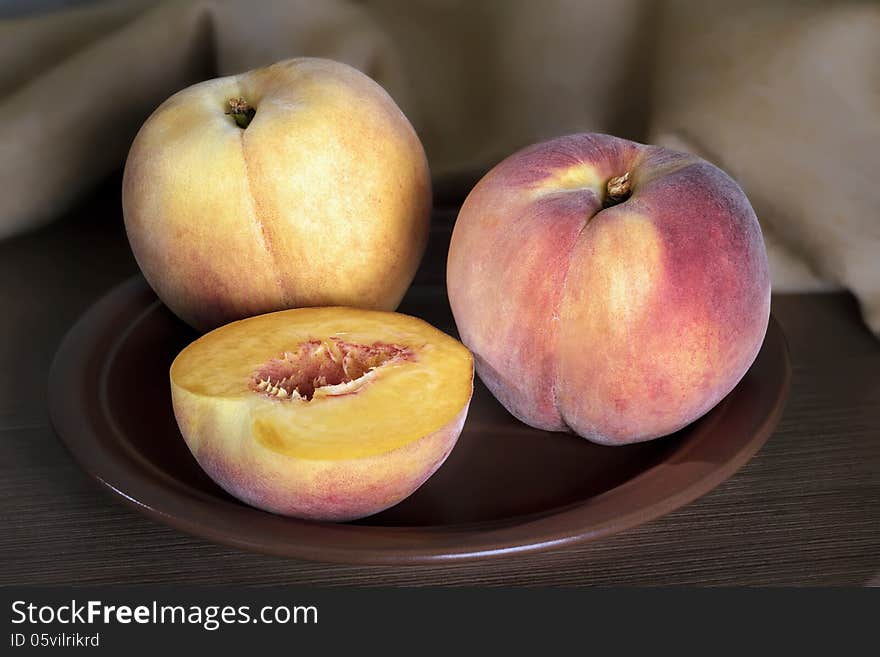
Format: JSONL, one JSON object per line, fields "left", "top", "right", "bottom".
{"left": 170, "top": 307, "right": 473, "bottom": 522}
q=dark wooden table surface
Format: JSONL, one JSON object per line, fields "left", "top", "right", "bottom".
{"left": 1, "top": 175, "right": 878, "bottom": 586}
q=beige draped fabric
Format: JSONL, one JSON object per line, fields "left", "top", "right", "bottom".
{"left": 2, "top": 0, "right": 878, "bottom": 333}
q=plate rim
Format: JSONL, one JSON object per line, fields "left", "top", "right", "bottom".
{"left": 48, "top": 275, "right": 791, "bottom": 564}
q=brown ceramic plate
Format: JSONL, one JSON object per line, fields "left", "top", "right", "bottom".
{"left": 49, "top": 276, "right": 790, "bottom": 564}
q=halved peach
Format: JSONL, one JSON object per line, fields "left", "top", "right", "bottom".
{"left": 170, "top": 307, "right": 473, "bottom": 522}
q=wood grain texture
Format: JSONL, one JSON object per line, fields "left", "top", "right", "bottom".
{"left": 1, "top": 175, "right": 878, "bottom": 585}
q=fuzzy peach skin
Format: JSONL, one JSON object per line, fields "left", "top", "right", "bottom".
{"left": 447, "top": 133, "right": 770, "bottom": 445}
{"left": 170, "top": 307, "right": 474, "bottom": 522}
{"left": 174, "top": 396, "right": 468, "bottom": 522}
{"left": 123, "top": 58, "right": 430, "bottom": 332}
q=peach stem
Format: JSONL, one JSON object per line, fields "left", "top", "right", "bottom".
{"left": 604, "top": 171, "right": 633, "bottom": 208}
{"left": 226, "top": 97, "right": 255, "bottom": 129}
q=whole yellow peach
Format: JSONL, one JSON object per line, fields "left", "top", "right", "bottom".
{"left": 124, "top": 58, "right": 430, "bottom": 331}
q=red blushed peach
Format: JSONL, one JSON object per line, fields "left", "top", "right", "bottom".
{"left": 447, "top": 133, "right": 770, "bottom": 445}
{"left": 170, "top": 307, "right": 473, "bottom": 522}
